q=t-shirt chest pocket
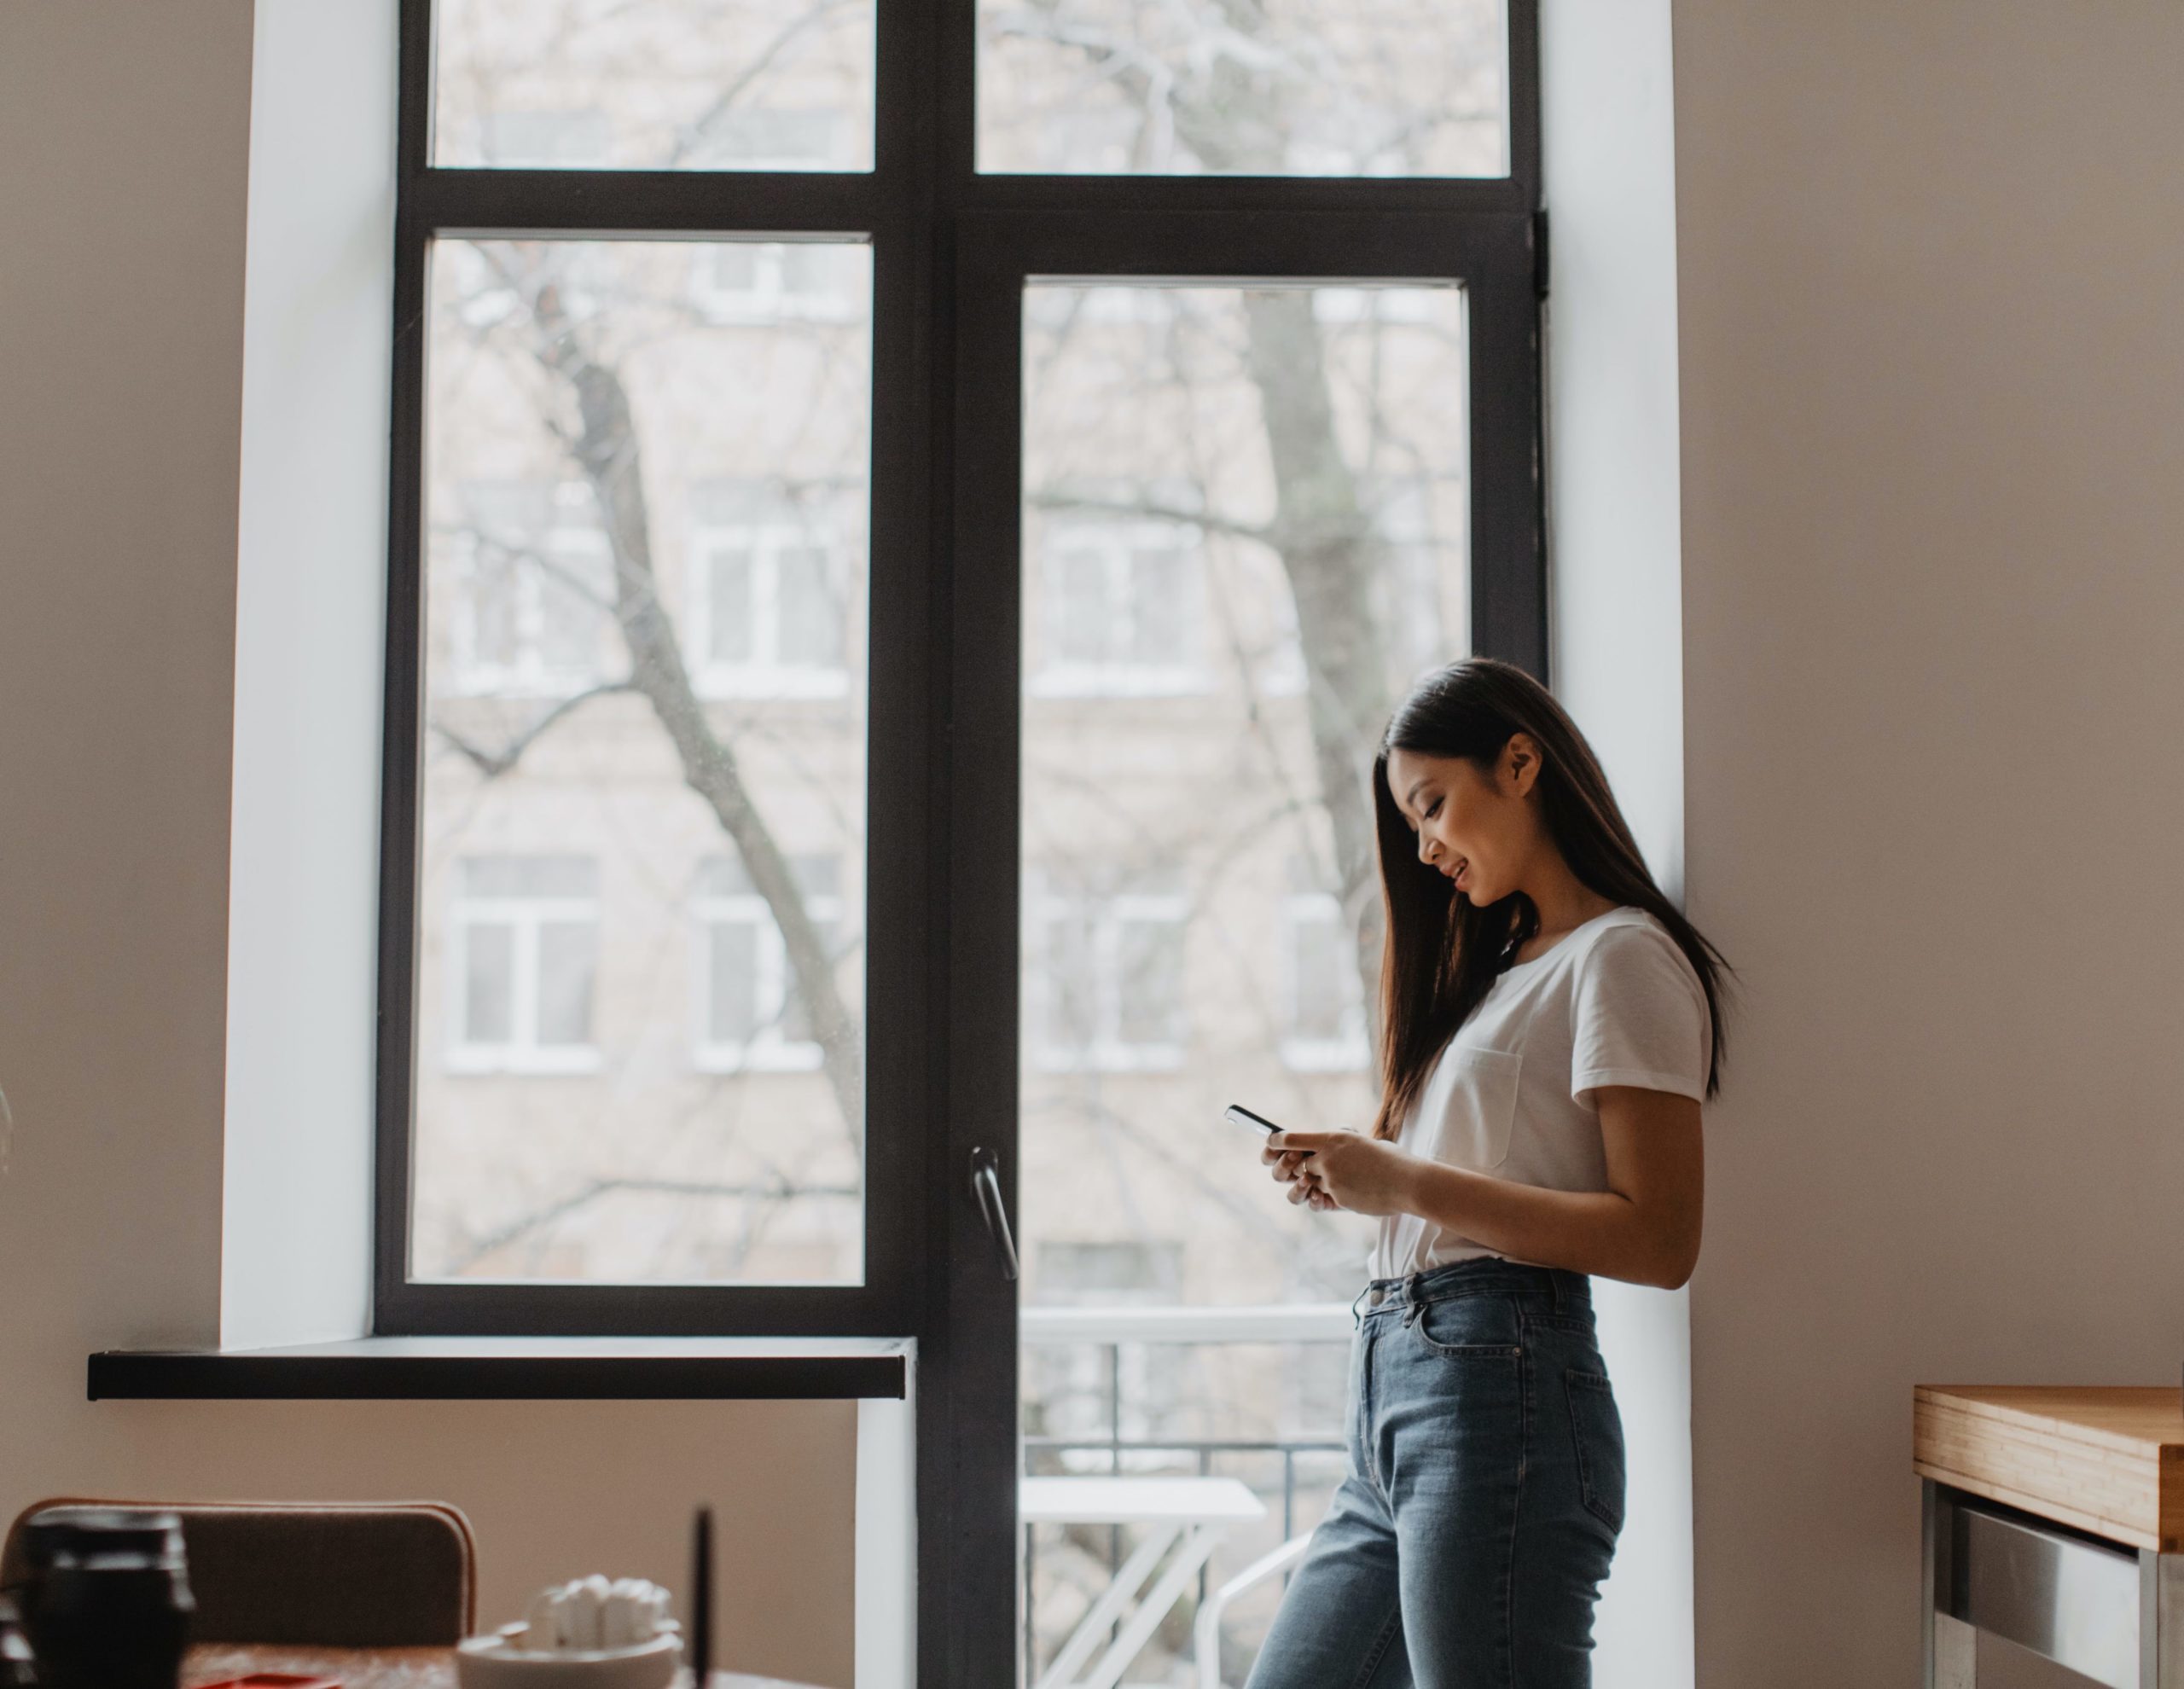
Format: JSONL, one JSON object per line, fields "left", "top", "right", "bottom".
{"left": 1426, "top": 1044, "right": 1525, "bottom": 1171}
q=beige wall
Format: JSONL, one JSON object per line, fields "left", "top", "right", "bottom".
{"left": 1675, "top": 3, "right": 2184, "bottom": 1685}
{"left": 0, "top": 7, "right": 854, "bottom": 1684}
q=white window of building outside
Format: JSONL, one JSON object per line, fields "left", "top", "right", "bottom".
{"left": 448, "top": 482, "right": 616, "bottom": 699}
{"left": 447, "top": 856, "right": 602, "bottom": 1075}
{"left": 1281, "top": 876, "right": 1371, "bottom": 1073}
{"left": 686, "top": 481, "right": 851, "bottom": 697}
{"left": 690, "top": 238, "right": 864, "bottom": 325}
{"left": 1031, "top": 517, "right": 1207, "bottom": 699}
{"left": 1029, "top": 874, "right": 1189, "bottom": 1073}
{"left": 693, "top": 852, "right": 844, "bottom": 1074}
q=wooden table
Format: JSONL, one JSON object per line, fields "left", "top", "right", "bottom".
{"left": 1914, "top": 1385, "right": 2184, "bottom": 1688}
{"left": 183, "top": 1645, "right": 819, "bottom": 1688}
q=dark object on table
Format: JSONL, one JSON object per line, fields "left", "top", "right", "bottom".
{"left": 0, "top": 1594, "right": 40, "bottom": 1686}
{"left": 15, "top": 1506, "right": 195, "bottom": 1689}
{"left": 193, "top": 1675, "right": 342, "bottom": 1689}
{"left": 2, "top": 1500, "right": 473, "bottom": 1647}
{"left": 691, "top": 1506, "right": 713, "bottom": 1688}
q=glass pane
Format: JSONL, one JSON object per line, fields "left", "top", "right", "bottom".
{"left": 706, "top": 548, "right": 755, "bottom": 665}
{"left": 535, "top": 920, "right": 598, "bottom": 1047}
{"left": 978, "top": 0, "right": 1509, "bottom": 177}
{"left": 1017, "top": 280, "right": 1468, "bottom": 1682}
{"left": 706, "top": 920, "right": 759, "bottom": 1044}
{"left": 414, "top": 236, "right": 871, "bottom": 1285}
{"left": 776, "top": 546, "right": 839, "bottom": 667}
{"left": 1114, "top": 917, "right": 1182, "bottom": 1047}
{"left": 434, "top": 0, "right": 876, "bottom": 171}
{"left": 462, "top": 922, "right": 516, "bottom": 1044}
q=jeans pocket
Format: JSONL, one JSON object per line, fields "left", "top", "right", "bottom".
{"left": 1409, "top": 1295, "right": 1525, "bottom": 1361}
{"left": 1565, "top": 1368, "right": 1626, "bottom": 1533}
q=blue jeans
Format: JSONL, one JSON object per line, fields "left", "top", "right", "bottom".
{"left": 1245, "top": 1258, "right": 1624, "bottom": 1688}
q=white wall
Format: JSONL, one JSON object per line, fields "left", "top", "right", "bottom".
{"left": 0, "top": 8, "right": 857, "bottom": 1683}
{"left": 1673, "top": 3, "right": 2184, "bottom": 1685}
{"left": 221, "top": 0, "right": 392, "bottom": 1352}
{"left": 1541, "top": 4, "right": 1694, "bottom": 1685}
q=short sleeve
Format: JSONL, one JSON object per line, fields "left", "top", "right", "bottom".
{"left": 1570, "top": 920, "right": 1711, "bottom": 1106}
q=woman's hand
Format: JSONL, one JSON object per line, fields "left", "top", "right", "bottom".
{"left": 1265, "top": 1131, "right": 1423, "bottom": 1217}
{"left": 1260, "top": 1139, "right": 1336, "bottom": 1211}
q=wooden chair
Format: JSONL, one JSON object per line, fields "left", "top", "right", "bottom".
{"left": 0, "top": 1499, "right": 476, "bottom": 1646}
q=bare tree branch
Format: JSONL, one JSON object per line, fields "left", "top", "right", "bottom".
{"left": 430, "top": 680, "right": 634, "bottom": 780}
{"left": 1028, "top": 486, "right": 1275, "bottom": 547}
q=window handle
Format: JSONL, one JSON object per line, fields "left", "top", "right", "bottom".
{"left": 968, "top": 1146, "right": 1019, "bottom": 1283}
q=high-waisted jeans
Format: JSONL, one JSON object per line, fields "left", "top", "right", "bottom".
{"left": 1244, "top": 1257, "right": 1624, "bottom": 1689}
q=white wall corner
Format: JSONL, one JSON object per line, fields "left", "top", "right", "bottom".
{"left": 855, "top": 1348, "right": 916, "bottom": 1689}
{"left": 1540, "top": 3, "right": 1694, "bottom": 1686}
{"left": 221, "top": 0, "right": 398, "bottom": 1349}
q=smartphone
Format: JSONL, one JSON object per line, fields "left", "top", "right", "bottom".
{"left": 1224, "top": 1104, "right": 1292, "bottom": 1141}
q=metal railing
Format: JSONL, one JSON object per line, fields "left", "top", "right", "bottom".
{"left": 1018, "top": 1303, "right": 1355, "bottom": 1687}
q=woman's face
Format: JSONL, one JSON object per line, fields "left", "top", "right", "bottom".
{"left": 1386, "top": 738, "right": 1542, "bottom": 907}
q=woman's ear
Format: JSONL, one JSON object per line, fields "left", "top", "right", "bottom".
{"left": 1502, "top": 733, "right": 1542, "bottom": 798}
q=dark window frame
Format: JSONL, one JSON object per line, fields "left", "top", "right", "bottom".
{"left": 374, "top": 0, "right": 1545, "bottom": 1340}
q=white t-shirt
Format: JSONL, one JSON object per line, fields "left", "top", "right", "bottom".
{"left": 1370, "top": 906, "right": 1711, "bottom": 1280}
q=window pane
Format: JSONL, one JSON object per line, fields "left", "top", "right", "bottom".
{"left": 535, "top": 920, "right": 599, "bottom": 1047}
{"left": 414, "top": 236, "right": 871, "bottom": 1286}
{"left": 1018, "top": 280, "right": 1468, "bottom": 1680}
{"left": 1050, "top": 547, "right": 1110, "bottom": 669}
{"left": 1128, "top": 544, "right": 1192, "bottom": 670}
{"left": 978, "top": 0, "right": 1509, "bottom": 177}
{"left": 706, "top": 920, "right": 759, "bottom": 1045}
{"left": 706, "top": 548, "right": 756, "bottom": 665}
{"left": 1290, "top": 909, "right": 1344, "bottom": 1040}
{"left": 434, "top": 0, "right": 876, "bottom": 171}
{"left": 1115, "top": 917, "right": 1182, "bottom": 1047}
{"left": 462, "top": 922, "right": 516, "bottom": 1044}
{"left": 776, "top": 546, "right": 839, "bottom": 668}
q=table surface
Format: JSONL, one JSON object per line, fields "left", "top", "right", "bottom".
{"left": 1914, "top": 1384, "right": 2184, "bottom": 1553}
{"left": 183, "top": 1644, "right": 819, "bottom": 1689}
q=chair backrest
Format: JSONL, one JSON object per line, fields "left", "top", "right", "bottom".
{"left": 0, "top": 1499, "right": 476, "bottom": 1646}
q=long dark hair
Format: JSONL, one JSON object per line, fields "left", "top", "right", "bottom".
{"left": 1370, "top": 659, "right": 1729, "bottom": 1140}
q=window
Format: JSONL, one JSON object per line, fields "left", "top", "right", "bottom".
{"left": 686, "top": 480, "right": 852, "bottom": 697}
{"left": 446, "top": 482, "right": 615, "bottom": 697}
{"left": 691, "top": 241, "right": 865, "bottom": 325}
{"left": 1281, "top": 871, "right": 1370, "bottom": 1072}
{"left": 1030, "top": 516, "right": 1205, "bottom": 698}
{"left": 383, "top": 0, "right": 1542, "bottom": 1669}
{"left": 447, "top": 856, "right": 601, "bottom": 1074}
{"left": 694, "top": 853, "right": 845, "bottom": 1072}
{"left": 1029, "top": 874, "right": 1188, "bottom": 1071}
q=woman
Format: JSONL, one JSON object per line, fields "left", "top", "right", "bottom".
{"left": 1246, "top": 658, "right": 1728, "bottom": 1689}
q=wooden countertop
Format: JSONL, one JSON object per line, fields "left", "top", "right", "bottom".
{"left": 183, "top": 1645, "right": 820, "bottom": 1687}
{"left": 1914, "top": 1385, "right": 2184, "bottom": 1552}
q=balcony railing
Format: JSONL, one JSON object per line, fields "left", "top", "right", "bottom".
{"left": 1019, "top": 1303, "right": 1354, "bottom": 1688}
